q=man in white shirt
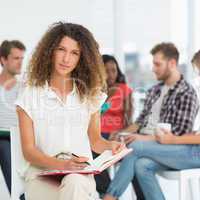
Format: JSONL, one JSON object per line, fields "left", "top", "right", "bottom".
{"left": 0, "top": 40, "right": 26, "bottom": 195}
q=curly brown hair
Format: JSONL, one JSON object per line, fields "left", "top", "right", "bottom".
{"left": 28, "top": 22, "right": 106, "bottom": 101}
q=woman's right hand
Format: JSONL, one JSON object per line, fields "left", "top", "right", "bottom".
{"left": 109, "top": 131, "right": 120, "bottom": 141}
{"left": 62, "top": 156, "right": 89, "bottom": 170}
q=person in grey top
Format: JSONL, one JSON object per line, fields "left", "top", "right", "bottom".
{"left": 0, "top": 40, "right": 26, "bottom": 194}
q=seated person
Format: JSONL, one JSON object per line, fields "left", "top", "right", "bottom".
{"left": 103, "top": 43, "right": 199, "bottom": 200}
{"left": 0, "top": 40, "right": 26, "bottom": 195}
{"left": 15, "top": 22, "right": 124, "bottom": 200}
{"left": 93, "top": 54, "right": 134, "bottom": 197}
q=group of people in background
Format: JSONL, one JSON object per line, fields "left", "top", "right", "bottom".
{"left": 103, "top": 43, "right": 200, "bottom": 200}
{"left": 0, "top": 21, "right": 200, "bottom": 200}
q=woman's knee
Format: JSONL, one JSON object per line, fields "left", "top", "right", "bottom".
{"left": 127, "top": 141, "right": 148, "bottom": 155}
{"left": 128, "top": 140, "right": 159, "bottom": 156}
{"left": 25, "top": 177, "right": 59, "bottom": 200}
{"left": 61, "top": 174, "right": 95, "bottom": 189}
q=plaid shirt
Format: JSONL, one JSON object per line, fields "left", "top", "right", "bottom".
{"left": 136, "top": 76, "right": 199, "bottom": 135}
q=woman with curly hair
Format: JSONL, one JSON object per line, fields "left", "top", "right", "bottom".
{"left": 15, "top": 22, "right": 124, "bottom": 200}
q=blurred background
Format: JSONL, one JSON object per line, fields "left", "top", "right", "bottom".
{"left": 1, "top": 0, "right": 200, "bottom": 117}
{"left": 0, "top": 0, "right": 200, "bottom": 199}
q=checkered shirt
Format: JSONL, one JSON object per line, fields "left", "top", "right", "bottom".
{"left": 136, "top": 76, "right": 199, "bottom": 135}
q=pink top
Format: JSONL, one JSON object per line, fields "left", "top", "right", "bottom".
{"left": 101, "top": 83, "right": 133, "bottom": 133}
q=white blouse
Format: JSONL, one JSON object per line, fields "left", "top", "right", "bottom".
{"left": 15, "top": 83, "right": 107, "bottom": 175}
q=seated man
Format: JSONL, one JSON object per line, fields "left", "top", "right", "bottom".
{"left": 103, "top": 42, "right": 199, "bottom": 200}
{"left": 0, "top": 40, "right": 26, "bottom": 197}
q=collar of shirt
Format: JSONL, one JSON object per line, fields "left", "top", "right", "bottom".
{"left": 42, "top": 80, "right": 77, "bottom": 102}
{"left": 154, "top": 75, "right": 186, "bottom": 96}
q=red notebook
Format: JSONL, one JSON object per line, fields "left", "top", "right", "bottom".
{"left": 38, "top": 148, "right": 133, "bottom": 176}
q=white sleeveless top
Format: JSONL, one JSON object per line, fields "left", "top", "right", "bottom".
{"left": 15, "top": 83, "right": 107, "bottom": 177}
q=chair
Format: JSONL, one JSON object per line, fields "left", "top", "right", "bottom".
{"left": 10, "top": 126, "right": 26, "bottom": 200}
{"left": 0, "top": 167, "right": 10, "bottom": 199}
{"left": 157, "top": 169, "right": 200, "bottom": 200}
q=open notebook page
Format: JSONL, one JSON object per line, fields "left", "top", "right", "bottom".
{"left": 38, "top": 148, "right": 133, "bottom": 176}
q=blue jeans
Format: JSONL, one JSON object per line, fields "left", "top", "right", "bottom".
{"left": 106, "top": 141, "right": 200, "bottom": 200}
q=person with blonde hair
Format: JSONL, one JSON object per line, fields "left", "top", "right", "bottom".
{"left": 15, "top": 22, "right": 124, "bottom": 200}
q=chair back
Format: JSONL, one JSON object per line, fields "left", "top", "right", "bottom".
{"left": 10, "top": 126, "right": 26, "bottom": 200}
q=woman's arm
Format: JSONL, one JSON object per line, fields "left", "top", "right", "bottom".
{"left": 123, "top": 93, "right": 133, "bottom": 127}
{"left": 17, "top": 107, "right": 89, "bottom": 170}
{"left": 88, "top": 111, "right": 124, "bottom": 154}
{"left": 156, "top": 129, "right": 200, "bottom": 145}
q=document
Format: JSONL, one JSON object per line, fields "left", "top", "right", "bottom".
{"left": 38, "top": 148, "right": 133, "bottom": 176}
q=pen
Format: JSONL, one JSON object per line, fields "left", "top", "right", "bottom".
{"left": 72, "top": 153, "right": 91, "bottom": 166}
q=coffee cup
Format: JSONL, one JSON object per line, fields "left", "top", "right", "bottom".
{"left": 118, "top": 132, "right": 132, "bottom": 143}
{"left": 118, "top": 132, "right": 132, "bottom": 137}
{"left": 156, "top": 123, "right": 171, "bottom": 135}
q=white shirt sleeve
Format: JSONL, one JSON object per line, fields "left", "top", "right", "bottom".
{"left": 89, "top": 92, "right": 107, "bottom": 114}
{"left": 15, "top": 86, "right": 34, "bottom": 120}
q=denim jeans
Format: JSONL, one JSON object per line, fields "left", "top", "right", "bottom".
{"left": 106, "top": 141, "right": 200, "bottom": 200}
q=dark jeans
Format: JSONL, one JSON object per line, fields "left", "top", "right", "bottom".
{"left": 20, "top": 194, "right": 25, "bottom": 200}
{"left": 93, "top": 133, "right": 110, "bottom": 197}
{"left": 93, "top": 151, "right": 111, "bottom": 197}
{"left": 132, "top": 177, "right": 145, "bottom": 200}
{"left": 0, "top": 134, "right": 11, "bottom": 194}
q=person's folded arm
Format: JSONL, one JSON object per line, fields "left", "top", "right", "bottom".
{"left": 173, "top": 132, "right": 200, "bottom": 144}
{"left": 156, "top": 129, "right": 200, "bottom": 145}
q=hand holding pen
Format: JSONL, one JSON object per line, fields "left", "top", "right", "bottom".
{"left": 71, "top": 153, "right": 91, "bottom": 166}
{"left": 55, "top": 152, "right": 90, "bottom": 170}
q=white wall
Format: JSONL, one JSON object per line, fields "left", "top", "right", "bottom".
{"left": 0, "top": 0, "right": 175, "bottom": 69}
{"left": 0, "top": 0, "right": 114, "bottom": 69}
{"left": 123, "top": 0, "right": 171, "bottom": 53}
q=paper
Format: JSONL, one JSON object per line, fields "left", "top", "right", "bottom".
{"left": 38, "top": 148, "right": 133, "bottom": 176}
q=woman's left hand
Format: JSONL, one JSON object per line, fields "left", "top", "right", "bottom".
{"left": 109, "top": 140, "right": 126, "bottom": 154}
{"left": 155, "top": 129, "right": 176, "bottom": 144}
